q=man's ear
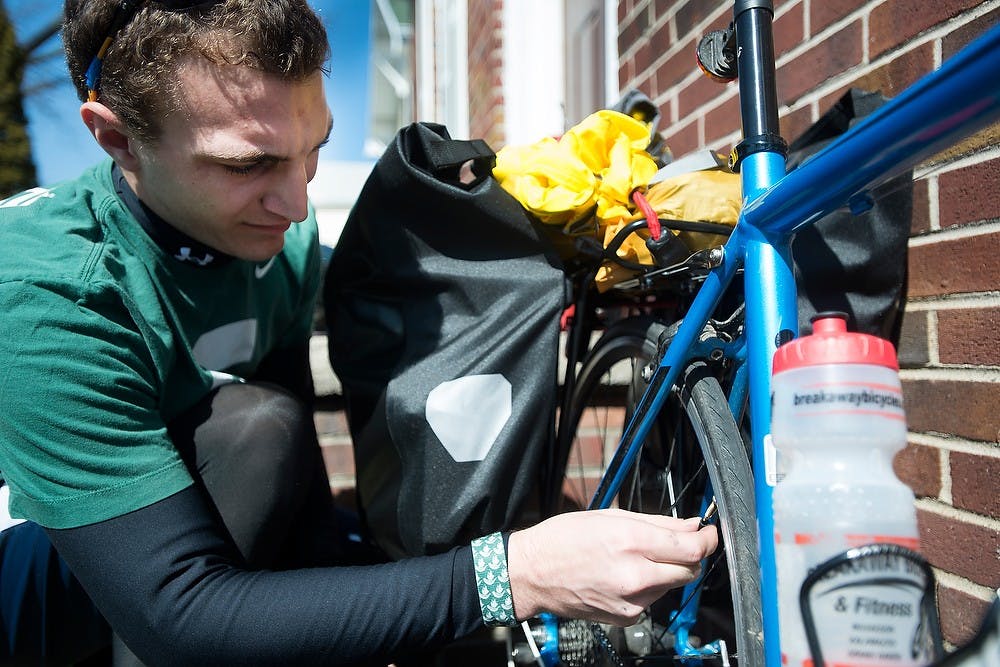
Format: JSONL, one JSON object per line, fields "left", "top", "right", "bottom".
{"left": 80, "top": 102, "right": 142, "bottom": 171}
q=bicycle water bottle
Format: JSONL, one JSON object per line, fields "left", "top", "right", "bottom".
{"left": 771, "top": 312, "right": 922, "bottom": 666}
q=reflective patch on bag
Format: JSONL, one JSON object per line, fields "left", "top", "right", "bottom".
{"left": 425, "top": 374, "right": 512, "bottom": 462}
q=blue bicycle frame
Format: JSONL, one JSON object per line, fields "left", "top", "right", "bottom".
{"left": 587, "top": 8, "right": 1000, "bottom": 665}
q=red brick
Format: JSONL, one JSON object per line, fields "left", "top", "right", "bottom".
{"left": 648, "top": 19, "right": 675, "bottom": 65}
{"left": 910, "top": 178, "right": 931, "bottom": 236}
{"left": 634, "top": 74, "right": 655, "bottom": 102}
{"left": 937, "top": 307, "right": 1000, "bottom": 366}
{"left": 894, "top": 441, "right": 942, "bottom": 499}
{"left": 673, "top": 6, "right": 730, "bottom": 41}
{"left": 466, "top": 0, "right": 504, "bottom": 146}
{"left": 902, "top": 377, "right": 1000, "bottom": 443}
{"left": 620, "top": 61, "right": 632, "bottom": 87}
{"left": 870, "top": 0, "right": 983, "bottom": 60}
{"left": 917, "top": 507, "right": 1000, "bottom": 588}
{"left": 678, "top": 71, "right": 734, "bottom": 117}
{"left": 651, "top": 99, "right": 670, "bottom": 129}
{"left": 777, "top": 20, "right": 863, "bottom": 105}
{"left": 673, "top": 0, "right": 713, "bottom": 36}
{"left": 576, "top": 405, "right": 626, "bottom": 429}
{"left": 772, "top": 2, "right": 804, "bottom": 58}
{"left": 936, "top": 583, "right": 995, "bottom": 647}
{"left": 950, "top": 450, "right": 1000, "bottom": 519}
{"left": 621, "top": 7, "right": 649, "bottom": 50}
{"left": 666, "top": 96, "right": 678, "bottom": 130}
{"left": 824, "top": 42, "right": 934, "bottom": 105}
{"left": 811, "top": 0, "right": 866, "bottom": 36}
{"left": 636, "top": 42, "right": 655, "bottom": 80}
{"left": 707, "top": 9, "right": 731, "bottom": 35}
{"left": 779, "top": 105, "right": 813, "bottom": 147}
{"left": 938, "top": 157, "right": 1000, "bottom": 229}
{"left": 942, "top": 7, "right": 1000, "bottom": 59}
{"left": 655, "top": 42, "right": 698, "bottom": 92}
{"left": 321, "top": 442, "right": 356, "bottom": 479}
{"left": 662, "top": 122, "right": 700, "bottom": 159}
{"left": 907, "top": 231, "right": 1000, "bottom": 298}
{"left": 650, "top": 0, "right": 667, "bottom": 25}
{"left": 897, "top": 309, "right": 930, "bottom": 369}
{"left": 704, "top": 95, "right": 740, "bottom": 145}
{"left": 314, "top": 409, "right": 349, "bottom": 438}
{"left": 566, "top": 433, "right": 607, "bottom": 469}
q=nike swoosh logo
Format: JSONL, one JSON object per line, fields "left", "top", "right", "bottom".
{"left": 254, "top": 256, "right": 277, "bottom": 279}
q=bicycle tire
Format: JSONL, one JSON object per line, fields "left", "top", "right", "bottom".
{"left": 553, "top": 317, "right": 763, "bottom": 666}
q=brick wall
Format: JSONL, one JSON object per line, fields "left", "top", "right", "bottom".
{"left": 616, "top": 0, "right": 999, "bottom": 647}
{"left": 466, "top": 0, "right": 505, "bottom": 148}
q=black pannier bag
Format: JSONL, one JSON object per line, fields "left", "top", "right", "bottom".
{"left": 789, "top": 88, "right": 912, "bottom": 344}
{"left": 323, "top": 122, "right": 566, "bottom": 559}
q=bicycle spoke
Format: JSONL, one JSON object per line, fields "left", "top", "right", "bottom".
{"left": 551, "top": 323, "right": 759, "bottom": 665}
{"left": 658, "top": 550, "right": 727, "bottom": 647}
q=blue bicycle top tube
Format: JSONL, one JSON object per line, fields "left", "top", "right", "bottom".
{"left": 744, "top": 23, "right": 1000, "bottom": 237}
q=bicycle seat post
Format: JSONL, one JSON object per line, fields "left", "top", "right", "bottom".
{"left": 729, "top": 0, "right": 787, "bottom": 187}
{"left": 730, "top": 2, "right": 795, "bottom": 666}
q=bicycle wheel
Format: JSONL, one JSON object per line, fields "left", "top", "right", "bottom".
{"left": 551, "top": 317, "right": 763, "bottom": 666}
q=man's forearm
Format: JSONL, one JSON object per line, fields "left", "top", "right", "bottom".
{"left": 46, "top": 486, "right": 483, "bottom": 666}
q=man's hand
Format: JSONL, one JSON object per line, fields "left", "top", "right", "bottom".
{"left": 506, "top": 509, "right": 718, "bottom": 626}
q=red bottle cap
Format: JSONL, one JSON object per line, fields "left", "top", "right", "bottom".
{"left": 772, "top": 312, "right": 899, "bottom": 374}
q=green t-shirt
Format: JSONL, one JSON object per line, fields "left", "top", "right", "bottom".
{"left": 0, "top": 160, "right": 321, "bottom": 528}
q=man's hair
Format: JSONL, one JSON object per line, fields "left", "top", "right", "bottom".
{"left": 63, "top": 0, "right": 330, "bottom": 142}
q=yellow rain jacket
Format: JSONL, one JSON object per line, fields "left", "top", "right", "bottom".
{"left": 494, "top": 110, "right": 742, "bottom": 290}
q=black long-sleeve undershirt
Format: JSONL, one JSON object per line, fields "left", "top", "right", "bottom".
{"left": 46, "top": 486, "right": 484, "bottom": 666}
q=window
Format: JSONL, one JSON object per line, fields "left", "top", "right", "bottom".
{"left": 368, "top": 0, "right": 416, "bottom": 156}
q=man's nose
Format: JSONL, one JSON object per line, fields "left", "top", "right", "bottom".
{"left": 262, "top": 162, "right": 310, "bottom": 222}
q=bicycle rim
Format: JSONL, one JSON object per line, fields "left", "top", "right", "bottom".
{"left": 551, "top": 318, "right": 763, "bottom": 666}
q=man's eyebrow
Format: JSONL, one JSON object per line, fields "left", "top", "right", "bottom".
{"left": 205, "top": 148, "right": 272, "bottom": 164}
{"left": 318, "top": 117, "right": 333, "bottom": 149}
{"left": 204, "top": 118, "right": 334, "bottom": 164}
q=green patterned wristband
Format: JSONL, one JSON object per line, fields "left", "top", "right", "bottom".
{"left": 471, "top": 532, "right": 516, "bottom": 627}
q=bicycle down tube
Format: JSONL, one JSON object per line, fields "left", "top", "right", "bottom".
{"left": 589, "top": 8, "right": 1000, "bottom": 666}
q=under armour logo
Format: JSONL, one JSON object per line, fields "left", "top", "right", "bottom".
{"left": 175, "top": 247, "right": 214, "bottom": 266}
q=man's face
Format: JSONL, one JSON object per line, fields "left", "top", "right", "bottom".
{"left": 128, "top": 59, "right": 332, "bottom": 262}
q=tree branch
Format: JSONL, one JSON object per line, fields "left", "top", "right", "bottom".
{"left": 21, "top": 12, "right": 62, "bottom": 55}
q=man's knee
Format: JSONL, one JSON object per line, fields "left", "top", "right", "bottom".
{"left": 170, "top": 381, "right": 317, "bottom": 480}
{"left": 0, "top": 521, "right": 110, "bottom": 662}
{"left": 167, "top": 382, "right": 326, "bottom": 567}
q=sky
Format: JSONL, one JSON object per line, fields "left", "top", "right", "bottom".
{"left": 9, "top": 1, "right": 373, "bottom": 186}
